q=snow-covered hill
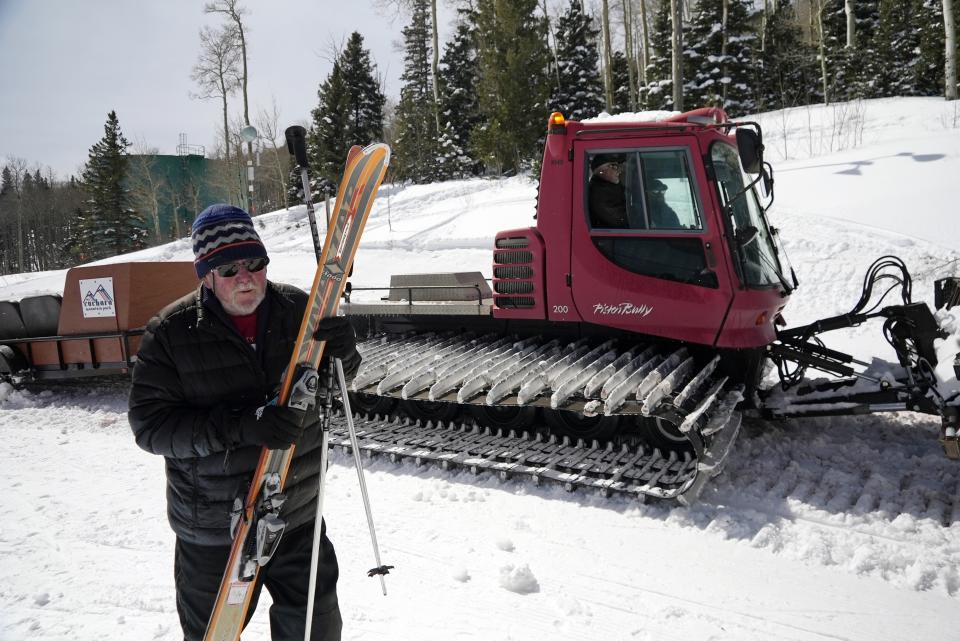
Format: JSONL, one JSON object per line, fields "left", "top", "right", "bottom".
{"left": 1, "top": 97, "right": 960, "bottom": 640}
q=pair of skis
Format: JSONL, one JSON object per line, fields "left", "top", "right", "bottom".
{"left": 203, "top": 132, "right": 391, "bottom": 641}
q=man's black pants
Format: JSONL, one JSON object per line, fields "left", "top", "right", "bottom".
{"left": 174, "top": 520, "right": 342, "bottom": 641}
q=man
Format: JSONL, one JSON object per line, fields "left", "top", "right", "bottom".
{"left": 647, "top": 179, "right": 682, "bottom": 229}
{"left": 588, "top": 154, "right": 628, "bottom": 228}
{"left": 129, "top": 203, "right": 360, "bottom": 641}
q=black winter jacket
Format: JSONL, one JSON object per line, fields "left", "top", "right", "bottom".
{"left": 589, "top": 177, "right": 628, "bottom": 228}
{"left": 128, "top": 281, "right": 361, "bottom": 546}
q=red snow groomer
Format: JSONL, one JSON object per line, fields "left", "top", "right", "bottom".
{"left": 342, "top": 109, "right": 960, "bottom": 503}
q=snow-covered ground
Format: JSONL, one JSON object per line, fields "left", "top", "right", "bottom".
{"left": 2, "top": 97, "right": 960, "bottom": 640}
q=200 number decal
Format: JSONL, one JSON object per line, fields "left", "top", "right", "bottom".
{"left": 552, "top": 305, "right": 569, "bottom": 315}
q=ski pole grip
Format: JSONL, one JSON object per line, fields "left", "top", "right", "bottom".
{"left": 284, "top": 125, "right": 310, "bottom": 168}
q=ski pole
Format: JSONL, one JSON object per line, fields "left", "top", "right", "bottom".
{"left": 335, "top": 356, "right": 392, "bottom": 595}
{"left": 303, "top": 363, "right": 335, "bottom": 641}
{"left": 284, "top": 125, "right": 322, "bottom": 262}
{"left": 325, "top": 189, "right": 332, "bottom": 230}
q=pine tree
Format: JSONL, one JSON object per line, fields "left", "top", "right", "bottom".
{"left": 915, "top": 0, "right": 960, "bottom": 96}
{"left": 853, "top": 1, "right": 884, "bottom": 97}
{"left": 549, "top": 0, "right": 605, "bottom": 120}
{"left": 438, "top": 12, "right": 482, "bottom": 173}
{"left": 308, "top": 61, "right": 350, "bottom": 193}
{"left": 393, "top": 0, "right": 443, "bottom": 183}
{"left": 473, "top": 0, "right": 552, "bottom": 173}
{"left": 820, "top": 0, "right": 881, "bottom": 100}
{"left": 761, "top": 0, "right": 821, "bottom": 110}
{"left": 684, "top": 0, "right": 758, "bottom": 115}
{"left": 76, "top": 111, "right": 147, "bottom": 261}
{"left": 643, "top": 2, "right": 675, "bottom": 110}
{"left": 611, "top": 51, "right": 632, "bottom": 113}
{"left": 0, "top": 167, "right": 12, "bottom": 196}
{"left": 341, "top": 32, "right": 386, "bottom": 147}
{"left": 434, "top": 124, "right": 475, "bottom": 179}
{"left": 874, "top": 0, "right": 922, "bottom": 96}
{"left": 286, "top": 164, "right": 306, "bottom": 207}
{"left": 308, "top": 32, "right": 386, "bottom": 190}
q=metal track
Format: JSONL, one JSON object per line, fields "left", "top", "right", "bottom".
{"left": 343, "top": 332, "right": 745, "bottom": 503}
{"left": 329, "top": 412, "right": 740, "bottom": 502}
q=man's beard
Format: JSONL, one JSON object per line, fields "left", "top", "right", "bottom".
{"left": 221, "top": 283, "right": 266, "bottom": 315}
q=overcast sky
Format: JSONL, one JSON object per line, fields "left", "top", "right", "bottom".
{"left": 0, "top": 0, "right": 458, "bottom": 179}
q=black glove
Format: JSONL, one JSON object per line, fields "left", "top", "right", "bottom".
{"left": 236, "top": 403, "right": 307, "bottom": 450}
{"left": 314, "top": 316, "right": 357, "bottom": 360}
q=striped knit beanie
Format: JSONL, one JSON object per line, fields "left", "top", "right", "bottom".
{"left": 191, "top": 204, "right": 269, "bottom": 279}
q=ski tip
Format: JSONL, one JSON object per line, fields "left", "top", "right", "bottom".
{"left": 361, "top": 142, "right": 391, "bottom": 165}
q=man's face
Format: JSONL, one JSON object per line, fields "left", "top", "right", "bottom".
{"left": 203, "top": 258, "right": 268, "bottom": 315}
{"left": 596, "top": 162, "right": 621, "bottom": 184}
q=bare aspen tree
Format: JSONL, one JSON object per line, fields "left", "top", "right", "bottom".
{"left": 255, "top": 100, "right": 290, "bottom": 211}
{"left": 601, "top": 0, "right": 615, "bottom": 111}
{"left": 639, "top": 0, "right": 651, "bottom": 85}
{"left": 6, "top": 157, "right": 27, "bottom": 270}
{"left": 622, "top": 0, "right": 638, "bottom": 110}
{"left": 845, "top": 0, "right": 855, "bottom": 48}
{"left": 204, "top": 1, "right": 254, "bottom": 161}
{"left": 192, "top": 25, "right": 241, "bottom": 160}
{"left": 946, "top": 0, "right": 957, "bottom": 100}
{"left": 671, "top": 0, "right": 683, "bottom": 110}
{"left": 377, "top": 0, "right": 442, "bottom": 131}
{"left": 816, "top": 0, "right": 830, "bottom": 104}
{"left": 721, "top": 0, "right": 729, "bottom": 106}
{"left": 430, "top": 0, "right": 441, "bottom": 130}
{"left": 541, "top": 0, "right": 563, "bottom": 97}
{"left": 761, "top": 0, "right": 768, "bottom": 52}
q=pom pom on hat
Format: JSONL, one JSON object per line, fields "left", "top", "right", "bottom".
{"left": 191, "top": 204, "right": 268, "bottom": 279}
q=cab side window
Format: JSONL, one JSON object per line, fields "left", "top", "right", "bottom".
{"left": 588, "top": 149, "right": 702, "bottom": 231}
{"left": 587, "top": 148, "right": 715, "bottom": 288}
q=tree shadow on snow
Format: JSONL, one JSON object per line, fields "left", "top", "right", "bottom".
{"left": 778, "top": 151, "right": 947, "bottom": 177}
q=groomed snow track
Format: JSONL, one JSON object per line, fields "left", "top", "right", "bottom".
{"left": 342, "top": 332, "right": 746, "bottom": 503}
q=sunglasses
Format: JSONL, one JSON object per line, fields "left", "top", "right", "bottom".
{"left": 213, "top": 257, "right": 269, "bottom": 278}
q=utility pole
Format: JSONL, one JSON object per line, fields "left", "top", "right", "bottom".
{"left": 240, "top": 125, "right": 258, "bottom": 214}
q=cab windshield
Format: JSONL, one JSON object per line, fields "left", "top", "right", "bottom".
{"left": 710, "top": 142, "right": 782, "bottom": 288}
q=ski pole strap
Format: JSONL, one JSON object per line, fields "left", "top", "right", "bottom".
{"left": 367, "top": 565, "right": 394, "bottom": 578}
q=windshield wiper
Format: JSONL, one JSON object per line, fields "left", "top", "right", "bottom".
{"left": 734, "top": 225, "right": 794, "bottom": 295}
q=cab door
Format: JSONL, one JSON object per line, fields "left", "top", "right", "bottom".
{"left": 569, "top": 137, "right": 735, "bottom": 346}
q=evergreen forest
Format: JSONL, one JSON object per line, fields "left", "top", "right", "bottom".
{"left": 2, "top": 0, "right": 957, "bottom": 274}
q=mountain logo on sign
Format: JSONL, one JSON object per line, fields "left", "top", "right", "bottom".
{"left": 83, "top": 284, "right": 114, "bottom": 309}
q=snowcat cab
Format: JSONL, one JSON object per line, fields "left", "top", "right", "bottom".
{"left": 515, "top": 107, "right": 793, "bottom": 351}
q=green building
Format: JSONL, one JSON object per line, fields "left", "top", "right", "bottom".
{"left": 126, "top": 146, "right": 239, "bottom": 243}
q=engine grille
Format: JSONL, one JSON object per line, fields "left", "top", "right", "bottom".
{"left": 493, "top": 232, "right": 542, "bottom": 314}
{"left": 495, "top": 237, "right": 530, "bottom": 249}
{"left": 494, "top": 280, "right": 534, "bottom": 294}
{"left": 494, "top": 266, "right": 533, "bottom": 279}
{"left": 494, "top": 250, "right": 533, "bottom": 264}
